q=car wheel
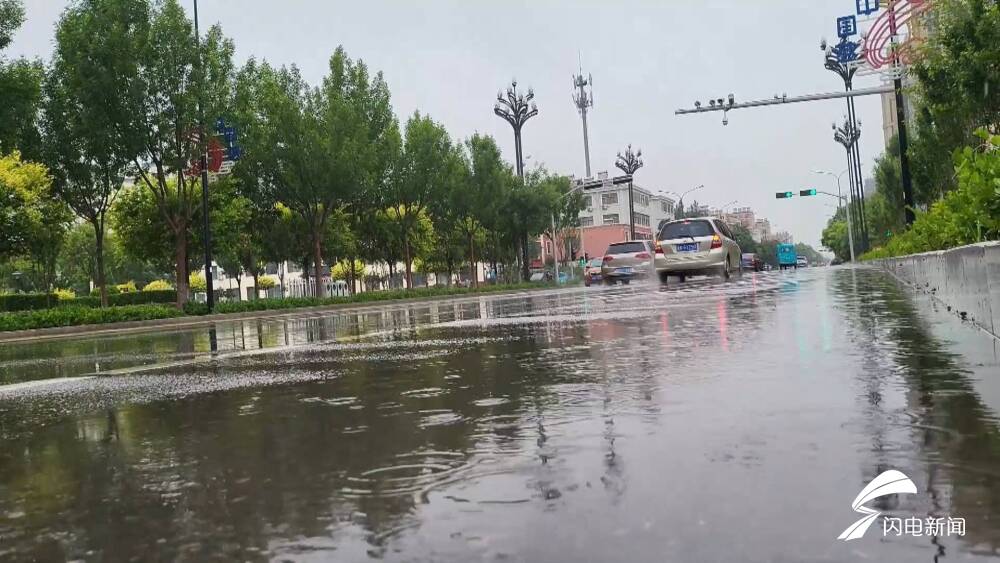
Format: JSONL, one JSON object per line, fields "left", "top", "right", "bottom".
{"left": 623, "top": 279, "right": 631, "bottom": 285}
{"left": 718, "top": 259, "right": 731, "bottom": 279}
{"left": 658, "top": 271, "right": 669, "bottom": 284}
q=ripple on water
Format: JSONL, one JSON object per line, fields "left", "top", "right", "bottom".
{"left": 400, "top": 387, "right": 446, "bottom": 399}
{"left": 472, "top": 397, "right": 510, "bottom": 407}
{"left": 300, "top": 396, "right": 358, "bottom": 407}
{"left": 418, "top": 411, "right": 465, "bottom": 428}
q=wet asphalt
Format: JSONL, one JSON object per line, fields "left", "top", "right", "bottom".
{"left": 1, "top": 267, "right": 999, "bottom": 562}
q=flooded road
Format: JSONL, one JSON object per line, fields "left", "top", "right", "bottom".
{"left": 1, "top": 267, "right": 999, "bottom": 562}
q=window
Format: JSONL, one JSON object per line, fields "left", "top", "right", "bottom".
{"left": 636, "top": 193, "right": 649, "bottom": 207}
{"left": 607, "top": 242, "right": 647, "bottom": 254}
{"left": 601, "top": 192, "right": 618, "bottom": 206}
{"left": 658, "top": 219, "right": 715, "bottom": 240}
{"left": 583, "top": 194, "right": 593, "bottom": 209}
{"left": 634, "top": 213, "right": 650, "bottom": 227}
{"left": 580, "top": 216, "right": 594, "bottom": 227}
{"left": 603, "top": 214, "right": 619, "bottom": 225}
{"left": 661, "top": 201, "right": 673, "bottom": 214}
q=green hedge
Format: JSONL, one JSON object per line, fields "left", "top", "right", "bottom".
{"left": 0, "top": 293, "right": 59, "bottom": 312}
{"left": 0, "top": 304, "right": 184, "bottom": 332}
{"left": 209, "top": 283, "right": 549, "bottom": 315}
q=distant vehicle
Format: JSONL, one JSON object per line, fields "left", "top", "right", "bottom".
{"left": 654, "top": 217, "right": 742, "bottom": 282}
{"left": 796, "top": 256, "right": 808, "bottom": 268}
{"left": 583, "top": 258, "right": 604, "bottom": 287}
{"left": 777, "top": 243, "right": 798, "bottom": 270}
{"left": 831, "top": 257, "right": 844, "bottom": 266}
{"left": 601, "top": 240, "right": 655, "bottom": 285}
{"left": 741, "top": 253, "right": 764, "bottom": 272}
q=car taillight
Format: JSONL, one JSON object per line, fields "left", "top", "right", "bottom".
{"left": 635, "top": 252, "right": 651, "bottom": 259}
{"left": 654, "top": 243, "right": 663, "bottom": 254}
{"left": 603, "top": 255, "right": 614, "bottom": 262}
{"left": 710, "top": 235, "right": 722, "bottom": 249}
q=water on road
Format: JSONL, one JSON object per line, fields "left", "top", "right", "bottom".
{"left": 1, "top": 267, "right": 999, "bottom": 562}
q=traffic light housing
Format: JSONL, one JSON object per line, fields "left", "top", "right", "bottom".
{"left": 775, "top": 191, "right": 794, "bottom": 199}
{"left": 799, "top": 189, "right": 817, "bottom": 196}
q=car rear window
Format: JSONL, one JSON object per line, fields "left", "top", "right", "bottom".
{"left": 607, "top": 242, "right": 646, "bottom": 254}
{"left": 659, "top": 220, "right": 714, "bottom": 240}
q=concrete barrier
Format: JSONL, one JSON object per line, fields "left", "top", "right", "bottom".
{"left": 874, "top": 241, "right": 1000, "bottom": 338}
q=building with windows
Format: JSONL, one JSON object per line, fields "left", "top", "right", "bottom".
{"left": 568, "top": 171, "right": 675, "bottom": 259}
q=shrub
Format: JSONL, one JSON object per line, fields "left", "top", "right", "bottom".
{"left": 863, "top": 131, "right": 1000, "bottom": 260}
{"left": 257, "top": 275, "right": 276, "bottom": 290}
{"left": 143, "top": 280, "right": 173, "bottom": 291}
{"left": 0, "top": 304, "right": 184, "bottom": 332}
{"left": 90, "top": 285, "right": 121, "bottom": 297}
{"left": 189, "top": 272, "right": 206, "bottom": 292}
{"left": 0, "top": 293, "right": 59, "bottom": 312}
{"left": 54, "top": 289, "right": 76, "bottom": 300}
{"left": 116, "top": 281, "right": 138, "bottom": 293}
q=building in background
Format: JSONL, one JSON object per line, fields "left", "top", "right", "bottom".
{"left": 751, "top": 218, "right": 772, "bottom": 242}
{"left": 562, "top": 171, "right": 675, "bottom": 260}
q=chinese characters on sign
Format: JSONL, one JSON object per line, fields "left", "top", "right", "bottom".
{"left": 833, "top": 39, "right": 860, "bottom": 63}
{"left": 883, "top": 517, "right": 966, "bottom": 537}
{"left": 837, "top": 15, "right": 858, "bottom": 38}
{"left": 856, "top": 0, "right": 880, "bottom": 16}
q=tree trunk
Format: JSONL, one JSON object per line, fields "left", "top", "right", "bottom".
{"left": 520, "top": 233, "right": 530, "bottom": 282}
{"left": 92, "top": 218, "right": 108, "bottom": 308}
{"left": 403, "top": 232, "right": 413, "bottom": 290}
{"left": 252, "top": 273, "right": 260, "bottom": 300}
{"left": 236, "top": 273, "right": 242, "bottom": 301}
{"left": 468, "top": 233, "right": 477, "bottom": 288}
{"left": 174, "top": 225, "right": 189, "bottom": 307}
{"left": 312, "top": 231, "right": 323, "bottom": 298}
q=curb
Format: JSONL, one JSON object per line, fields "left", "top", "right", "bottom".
{"left": 0, "top": 285, "right": 565, "bottom": 345}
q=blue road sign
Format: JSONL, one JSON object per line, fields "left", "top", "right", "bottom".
{"left": 833, "top": 39, "right": 860, "bottom": 63}
{"left": 837, "top": 15, "right": 858, "bottom": 38}
{"left": 856, "top": 0, "right": 880, "bottom": 16}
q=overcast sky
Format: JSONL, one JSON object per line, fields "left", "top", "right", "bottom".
{"left": 12, "top": 0, "right": 890, "bottom": 248}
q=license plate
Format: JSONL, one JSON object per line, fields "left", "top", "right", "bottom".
{"left": 615, "top": 267, "right": 633, "bottom": 274}
{"left": 676, "top": 243, "right": 699, "bottom": 252}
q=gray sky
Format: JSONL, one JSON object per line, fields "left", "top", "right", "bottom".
{"left": 12, "top": 0, "right": 889, "bottom": 249}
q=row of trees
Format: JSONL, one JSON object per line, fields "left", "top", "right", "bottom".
{"left": 0, "top": 0, "right": 584, "bottom": 306}
{"left": 821, "top": 0, "right": 999, "bottom": 260}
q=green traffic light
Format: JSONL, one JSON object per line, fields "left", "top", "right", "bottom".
{"left": 799, "top": 189, "right": 817, "bottom": 196}
{"left": 775, "top": 191, "right": 794, "bottom": 199}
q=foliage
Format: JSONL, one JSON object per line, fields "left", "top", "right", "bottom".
{"left": 0, "top": 0, "right": 42, "bottom": 158}
{"left": 256, "top": 275, "right": 276, "bottom": 290}
{"left": 116, "top": 281, "right": 138, "bottom": 293}
{"left": 188, "top": 272, "right": 207, "bottom": 293}
{"left": 54, "top": 288, "right": 75, "bottom": 300}
{"left": 0, "top": 152, "right": 53, "bottom": 260}
{"left": 143, "top": 279, "right": 173, "bottom": 291}
{"left": 863, "top": 130, "right": 999, "bottom": 259}
{"left": 0, "top": 304, "right": 182, "bottom": 332}
{"left": 330, "top": 260, "right": 364, "bottom": 282}
{"left": 0, "top": 292, "right": 58, "bottom": 312}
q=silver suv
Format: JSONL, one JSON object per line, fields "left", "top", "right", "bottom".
{"left": 654, "top": 217, "right": 742, "bottom": 282}
{"left": 600, "top": 240, "right": 655, "bottom": 285}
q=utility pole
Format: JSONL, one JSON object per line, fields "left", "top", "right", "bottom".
{"left": 615, "top": 145, "right": 643, "bottom": 240}
{"left": 193, "top": 0, "right": 214, "bottom": 312}
{"left": 888, "top": 3, "right": 916, "bottom": 225}
{"left": 572, "top": 70, "right": 594, "bottom": 178}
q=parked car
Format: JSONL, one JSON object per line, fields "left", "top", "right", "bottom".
{"left": 654, "top": 217, "right": 742, "bottom": 281}
{"left": 741, "top": 252, "right": 764, "bottom": 272}
{"left": 796, "top": 256, "right": 808, "bottom": 268}
{"left": 583, "top": 258, "right": 605, "bottom": 287}
{"left": 777, "top": 243, "right": 798, "bottom": 270}
{"left": 600, "top": 240, "right": 655, "bottom": 285}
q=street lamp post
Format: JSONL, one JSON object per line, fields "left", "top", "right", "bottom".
{"left": 833, "top": 117, "right": 867, "bottom": 251}
{"left": 494, "top": 80, "right": 538, "bottom": 179}
{"left": 614, "top": 145, "right": 643, "bottom": 239}
{"left": 667, "top": 184, "right": 705, "bottom": 219}
{"left": 193, "top": 0, "right": 215, "bottom": 312}
{"left": 813, "top": 169, "right": 856, "bottom": 263}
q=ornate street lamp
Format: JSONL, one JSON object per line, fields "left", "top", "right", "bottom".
{"left": 834, "top": 116, "right": 868, "bottom": 250}
{"left": 493, "top": 80, "right": 538, "bottom": 179}
{"left": 615, "top": 145, "right": 643, "bottom": 239}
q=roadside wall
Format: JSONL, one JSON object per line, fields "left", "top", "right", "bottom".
{"left": 875, "top": 241, "right": 1000, "bottom": 338}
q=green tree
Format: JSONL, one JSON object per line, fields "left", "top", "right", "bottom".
{"left": 388, "top": 112, "right": 460, "bottom": 288}
{"left": 0, "top": 0, "right": 42, "bottom": 158}
{"left": 128, "top": 0, "right": 234, "bottom": 306}
{"left": 43, "top": 0, "right": 149, "bottom": 306}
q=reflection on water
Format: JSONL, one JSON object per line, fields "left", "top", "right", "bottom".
{"left": 0, "top": 269, "right": 998, "bottom": 562}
